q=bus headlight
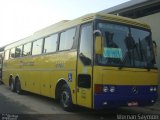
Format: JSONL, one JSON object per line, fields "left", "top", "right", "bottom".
{"left": 150, "top": 86, "right": 157, "bottom": 92}
{"left": 150, "top": 87, "right": 154, "bottom": 92}
{"left": 153, "top": 87, "right": 157, "bottom": 91}
{"left": 110, "top": 86, "right": 116, "bottom": 93}
{"left": 95, "top": 84, "right": 116, "bottom": 93}
{"left": 103, "top": 86, "right": 109, "bottom": 93}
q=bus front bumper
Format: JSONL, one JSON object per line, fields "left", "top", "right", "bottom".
{"left": 93, "top": 86, "right": 158, "bottom": 110}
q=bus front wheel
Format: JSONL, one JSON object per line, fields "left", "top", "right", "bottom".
{"left": 15, "top": 79, "right": 23, "bottom": 94}
{"left": 60, "top": 84, "right": 73, "bottom": 111}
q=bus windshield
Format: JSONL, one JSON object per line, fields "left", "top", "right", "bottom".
{"left": 96, "top": 21, "right": 155, "bottom": 69}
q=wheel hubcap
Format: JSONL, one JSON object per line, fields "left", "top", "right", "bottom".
{"left": 62, "top": 91, "right": 69, "bottom": 106}
{"left": 11, "top": 83, "right": 14, "bottom": 90}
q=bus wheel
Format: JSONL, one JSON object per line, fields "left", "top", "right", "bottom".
{"left": 10, "top": 79, "right": 15, "bottom": 92}
{"left": 60, "top": 84, "right": 73, "bottom": 111}
{"left": 15, "top": 79, "right": 23, "bottom": 94}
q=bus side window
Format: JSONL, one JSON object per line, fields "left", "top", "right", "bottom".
{"left": 23, "top": 42, "right": 32, "bottom": 56}
{"left": 9, "top": 48, "right": 15, "bottom": 59}
{"left": 79, "top": 23, "right": 93, "bottom": 65}
{"left": 32, "top": 39, "right": 43, "bottom": 55}
{"left": 15, "top": 46, "right": 23, "bottom": 58}
{"left": 44, "top": 34, "right": 58, "bottom": 53}
{"left": 59, "top": 27, "right": 76, "bottom": 51}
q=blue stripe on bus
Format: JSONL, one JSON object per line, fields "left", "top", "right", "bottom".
{"left": 93, "top": 85, "right": 158, "bottom": 110}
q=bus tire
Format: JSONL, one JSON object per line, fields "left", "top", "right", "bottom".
{"left": 9, "top": 78, "right": 15, "bottom": 92}
{"left": 60, "top": 84, "right": 73, "bottom": 111}
{"left": 15, "top": 79, "right": 23, "bottom": 95}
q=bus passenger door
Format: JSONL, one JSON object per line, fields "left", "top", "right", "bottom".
{"left": 77, "top": 23, "right": 93, "bottom": 108}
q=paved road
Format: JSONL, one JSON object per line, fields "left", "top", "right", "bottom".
{"left": 0, "top": 84, "right": 160, "bottom": 120}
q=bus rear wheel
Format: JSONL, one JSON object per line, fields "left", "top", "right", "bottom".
{"left": 9, "top": 78, "right": 15, "bottom": 92}
{"left": 60, "top": 84, "right": 73, "bottom": 111}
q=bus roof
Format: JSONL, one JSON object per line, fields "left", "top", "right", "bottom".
{"left": 5, "top": 13, "right": 150, "bottom": 50}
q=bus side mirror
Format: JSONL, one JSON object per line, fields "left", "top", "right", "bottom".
{"left": 153, "top": 41, "right": 157, "bottom": 56}
{"left": 95, "top": 36, "right": 103, "bottom": 54}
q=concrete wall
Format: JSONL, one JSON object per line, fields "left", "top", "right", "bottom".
{"left": 137, "top": 12, "right": 160, "bottom": 82}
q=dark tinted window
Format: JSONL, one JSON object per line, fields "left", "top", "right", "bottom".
{"left": 23, "top": 43, "right": 31, "bottom": 56}
{"left": 78, "top": 74, "right": 91, "bottom": 88}
{"left": 79, "top": 23, "right": 93, "bottom": 65}
{"left": 32, "top": 39, "right": 43, "bottom": 55}
{"left": 44, "top": 34, "right": 58, "bottom": 53}
{"left": 59, "top": 28, "right": 76, "bottom": 50}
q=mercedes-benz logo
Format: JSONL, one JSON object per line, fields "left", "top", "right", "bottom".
{"left": 132, "top": 86, "right": 138, "bottom": 94}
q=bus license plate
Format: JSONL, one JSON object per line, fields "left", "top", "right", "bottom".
{"left": 128, "top": 102, "right": 138, "bottom": 107}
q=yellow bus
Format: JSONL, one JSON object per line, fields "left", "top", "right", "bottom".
{"left": 2, "top": 13, "right": 158, "bottom": 111}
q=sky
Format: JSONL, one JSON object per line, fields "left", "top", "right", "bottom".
{"left": 0, "top": 0, "right": 131, "bottom": 47}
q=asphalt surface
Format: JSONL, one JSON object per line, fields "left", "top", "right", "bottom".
{"left": 0, "top": 84, "right": 160, "bottom": 120}
{"left": 0, "top": 93, "right": 34, "bottom": 114}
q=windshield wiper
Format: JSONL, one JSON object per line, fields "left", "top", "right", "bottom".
{"left": 138, "top": 39, "right": 144, "bottom": 61}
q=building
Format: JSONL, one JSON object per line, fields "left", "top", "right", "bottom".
{"left": 100, "top": 0, "right": 160, "bottom": 80}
